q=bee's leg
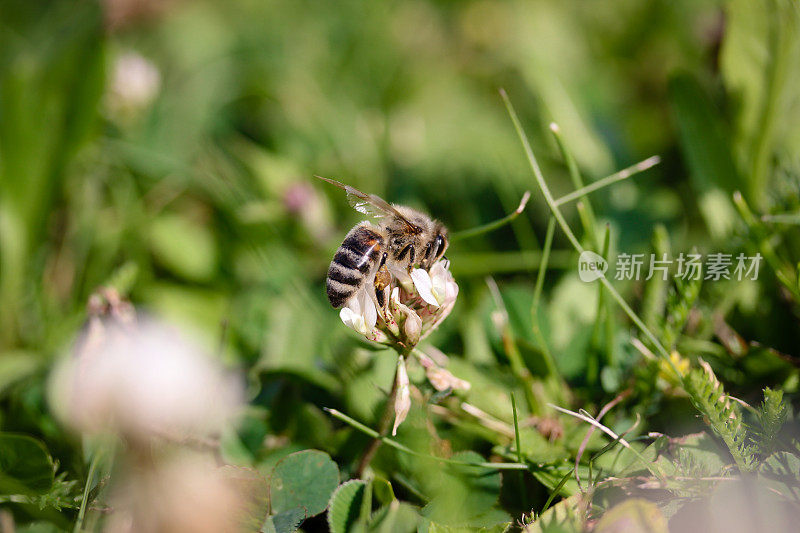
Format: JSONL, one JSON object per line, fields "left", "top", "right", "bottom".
{"left": 407, "top": 246, "right": 415, "bottom": 270}
{"left": 374, "top": 267, "right": 391, "bottom": 310}
{"left": 421, "top": 241, "right": 433, "bottom": 269}
{"left": 374, "top": 252, "right": 391, "bottom": 310}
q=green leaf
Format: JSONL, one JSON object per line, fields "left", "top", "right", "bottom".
{"left": 668, "top": 73, "right": 740, "bottom": 238}
{"left": 756, "top": 387, "right": 789, "bottom": 457}
{"left": 327, "top": 480, "right": 367, "bottom": 533}
{"left": 758, "top": 451, "right": 800, "bottom": 502}
{"left": 149, "top": 213, "right": 219, "bottom": 283}
{"left": 422, "top": 451, "right": 505, "bottom": 527}
{"left": 370, "top": 501, "right": 421, "bottom": 533}
{"left": 261, "top": 508, "right": 307, "bottom": 533}
{"left": 684, "top": 361, "right": 756, "bottom": 472}
{"left": 269, "top": 450, "right": 339, "bottom": 518}
{"left": 371, "top": 477, "right": 395, "bottom": 506}
{"left": 0, "top": 352, "right": 40, "bottom": 396}
{"left": 0, "top": 433, "right": 54, "bottom": 495}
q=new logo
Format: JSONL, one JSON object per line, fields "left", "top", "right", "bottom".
{"left": 578, "top": 251, "right": 607, "bottom": 282}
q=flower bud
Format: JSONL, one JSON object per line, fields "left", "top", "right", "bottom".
{"left": 426, "top": 366, "right": 471, "bottom": 391}
{"left": 392, "top": 356, "right": 411, "bottom": 436}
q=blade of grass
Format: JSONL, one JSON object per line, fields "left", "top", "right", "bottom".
{"left": 551, "top": 123, "right": 599, "bottom": 249}
{"left": 548, "top": 404, "right": 664, "bottom": 482}
{"left": 510, "top": 393, "right": 530, "bottom": 507}
{"left": 762, "top": 212, "right": 800, "bottom": 225}
{"left": 325, "top": 408, "right": 529, "bottom": 471}
{"left": 530, "top": 216, "right": 565, "bottom": 402}
{"left": 73, "top": 449, "right": 102, "bottom": 533}
{"left": 451, "top": 191, "right": 531, "bottom": 241}
{"left": 510, "top": 393, "right": 524, "bottom": 464}
{"left": 539, "top": 469, "right": 574, "bottom": 517}
{"left": 500, "top": 89, "right": 677, "bottom": 374}
{"left": 733, "top": 191, "right": 799, "bottom": 299}
{"left": 553, "top": 156, "right": 661, "bottom": 207}
{"left": 448, "top": 249, "right": 573, "bottom": 276}
{"left": 487, "top": 277, "right": 538, "bottom": 413}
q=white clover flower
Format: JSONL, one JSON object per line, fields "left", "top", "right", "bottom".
{"left": 337, "top": 258, "right": 458, "bottom": 350}
{"left": 107, "top": 51, "right": 160, "bottom": 114}
{"left": 335, "top": 258, "right": 466, "bottom": 435}
{"left": 49, "top": 316, "right": 243, "bottom": 441}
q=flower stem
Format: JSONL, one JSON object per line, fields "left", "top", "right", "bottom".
{"left": 354, "top": 360, "right": 401, "bottom": 477}
{"left": 74, "top": 449, "right": 102, "bottom": 533}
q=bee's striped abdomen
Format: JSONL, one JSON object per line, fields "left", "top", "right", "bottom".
{"left": 326, "top": 225, "right": 383, "bottom": 308}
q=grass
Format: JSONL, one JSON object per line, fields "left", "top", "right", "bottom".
{"left": 1, "top": 0, "right": 800, "bottom": 531}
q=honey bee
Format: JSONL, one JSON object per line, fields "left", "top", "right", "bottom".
{"left": 317, "top": 176, "right": 449, "bottom": 310}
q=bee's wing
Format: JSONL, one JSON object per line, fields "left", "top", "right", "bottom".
{"left": 315, "top": 176, "right": 421, "bottom": 231}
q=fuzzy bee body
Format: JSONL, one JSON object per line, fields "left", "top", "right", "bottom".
{"left": 326, "top": 224, "right": 384, "bottom": 308}
{"left": 319, "top": 177, "right": 449, "bottom": 310}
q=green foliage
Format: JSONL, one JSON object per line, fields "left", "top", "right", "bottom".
{"left": 756, "top": 387, "right": 790, "bottom": 457}
{"left": 421, "top": 452, "right": 509, "bottom": 529}
{"left": 327, "top": 480, "right": 367, "bottom": 533}
{"left": 661, "top": 276, "right": 702, "bottom": 351}
{"left": 758, "top": 451, "right": 800, "bottom": 503}
{"left": 268, "top": 450, "right": 339, "bottom": 518}
{"left": 0, "top": 433, "right": 54, "bottom": 496}
{"left": 1, "top": 0, "right": 800, "bottom": 531}
{"left": 261, "top": 508, "right": 306, "bottom": 533}
{"left": 684, "top": 361, "right": 756, "bottom": 472}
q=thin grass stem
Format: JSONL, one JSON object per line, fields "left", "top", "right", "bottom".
{"left": 553, "top": 156, "right": 661, "bottom": 207}
{"left": 451, "top": 191, "right": 531, "bottom": 241}
{"left": 74, "top": 449, "right": 102, "bottom": 533}
{"left": 325, "top": 408, "right": 529, "bottom": 471}
{"left": 500, "top": 90, "right": 677, "bottom": 370}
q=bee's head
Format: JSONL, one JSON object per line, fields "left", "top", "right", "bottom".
{"left": 418, "top": 224, "right": 448, "bottom": 269}
{"left": 432, "top": 230, "right": 448, "bottom": 262}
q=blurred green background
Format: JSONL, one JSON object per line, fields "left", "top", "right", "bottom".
{"left": 1, "top": 0, "right": 800, "bottom": 530}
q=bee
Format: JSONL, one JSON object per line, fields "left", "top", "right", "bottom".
{"left": 317, "top": 176, "right": 449, "bottom": 310}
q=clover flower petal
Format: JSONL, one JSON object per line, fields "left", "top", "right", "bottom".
{"left": 339, "top": 287, "right": 378, "bottom": 336}
{"left": 410, "top": 268, "right": 439, "bottom": 307}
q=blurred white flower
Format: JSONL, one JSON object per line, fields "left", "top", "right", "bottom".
{"left": 392, "top": 356, "right": 411, "bottom": 436}
{"left": 104, "top": 454, "right": 243, "bottom": 533}
{"left": 49, "top": 316, "right": 242, "bottom": 441}
{"left": 107, "top": 51, "right": 160, "bottom": 113}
